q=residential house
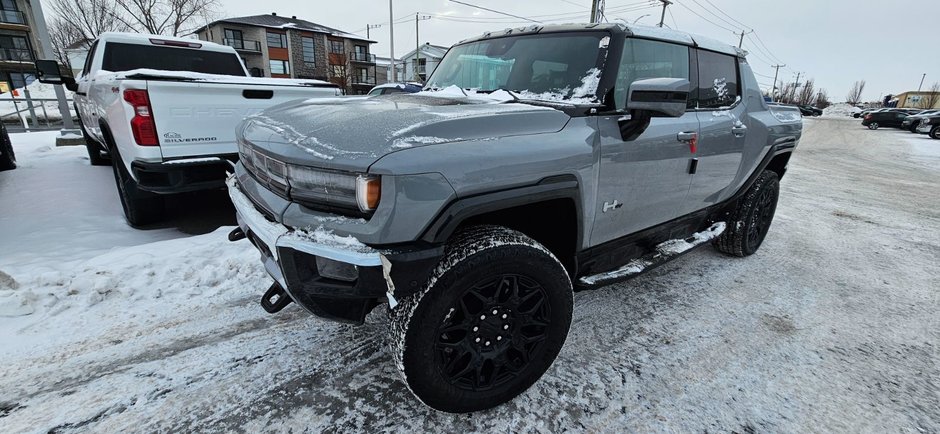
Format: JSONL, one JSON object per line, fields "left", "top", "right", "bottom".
{"left": 194, "top": 13, "right": 377, "bottom": 94}
{"left": 375, "top": 55, "right": 404, "bottom": 85}
{"left": 398, "top": 43, "right": 448, "bottom": 83}
{"left": 0, "top": 0, "right": 45, "bottom": 92}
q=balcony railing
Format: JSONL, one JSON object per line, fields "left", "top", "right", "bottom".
{"left": 0, "top": 48, "right": 33, "bottom": 62}
{"left": 350, "top": 52, "right": 376, "bottom": 63}
{"left": 0, "top": 10, "right": 26, "bottom": 25}
{"left": 351, "top": 75, "right": 376, "bottom": 85}
{"left": 223, "top": 38, "right": 261, "bottom": 52}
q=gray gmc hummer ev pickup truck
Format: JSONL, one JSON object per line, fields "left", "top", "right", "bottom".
{"left": 226, "top": 24, "right": 802, "bottom": 413}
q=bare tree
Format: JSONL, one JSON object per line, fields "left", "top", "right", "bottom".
{"left": 777, "top": 82, "right": 798, "bottom": 105}
{"left": 918, "top": 82, "right": 940, "bottom": 109}
{"left": 846, "top": 80, "right": 866, "bottom": 105}
{"left": 110, "top": 0, "right": 219, "bottom": 36}
{"left": 50, "top": 0, "right": 128, "bottom": 44}
{"left": 797, "top": 78, "right": 816, "bottom": 106}
{"left": 815, "top": 89, "right": 831, "bottom": 109}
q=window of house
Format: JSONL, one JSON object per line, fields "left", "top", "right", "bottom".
{"left": 301, "top": 37, "right": 315, "bottom": 64}
{"left": 0, "top": 35, "right": 31, "bottom": 61}
{"left": 357, "top": 67, "right": 368, "bottom": 81}
{"left": 695, "top": 49, "right": 740, "bottom": 109}
{"left": 269, "top": 59, "right": 289, "bottom": 75}
{"left": 330, "top": 65, "right": 345, "bottom": 77}
{"left": 329, "top": 40, "right": 344, "bottom": 54}
{"left": 614, "top": 38, "right": 690, "bottom": 111}
{"left": 266, "top": 32, "right": 287, "bottom": 48}
{"left": 0, "top": 0, "right": 24, "bottom": 24}
{"left": 224, "top": 29, "right": 244, "bottom": 49}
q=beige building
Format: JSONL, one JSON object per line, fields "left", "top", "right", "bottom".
{"left": 894, "top": 91, "right": 940, "bottom": 109}
{"left": 194, "top": 13, "right": 376, "bottom": 94}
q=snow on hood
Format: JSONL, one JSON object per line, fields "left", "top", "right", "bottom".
{"left": 241, "top": 93, "right": 570, "bottom": 172}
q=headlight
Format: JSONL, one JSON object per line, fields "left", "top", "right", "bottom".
{"left": 287, "top": 165, "right": 381, "bottom": 213}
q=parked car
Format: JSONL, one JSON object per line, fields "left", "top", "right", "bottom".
{"left": 862, "top": 110, "right": 910, "bottom": 129}
{"left": 798, "top": 105, "right": 822, "bottom": 116}
{"left": 915, "top": 113, "right": 940, "bottom": 139}
{"left": 35, "top": 32, "right": 341, "bottom": 226}
{"left": 901, "top": 110, "right": 939, "bottom": 132}
{"left": 367, "top": 82, "right": 423, "bottom": 96}
{"left": 0, "top": 122, "right": 14, "bottom": 171}
{"left": 226, "top": 23, "right": 802, "bottom": 413}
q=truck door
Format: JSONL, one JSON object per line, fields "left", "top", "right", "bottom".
{"left": 681, "top": 49, "right": 747, "bottom": 215}
{"left": 591, "top": 38, "right": 698, "bottom": 246}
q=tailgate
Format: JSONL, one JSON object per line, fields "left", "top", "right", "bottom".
{"left": 146, "top": 81, "right": 334, "bottom": 158}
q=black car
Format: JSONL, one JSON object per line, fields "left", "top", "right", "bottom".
{"left": 915, "top": 113, "right": 940, "bottom": 139}
{"left": 798, "top": 105, "right": 822, "bottom": 116}
{"left": 0, "top": 122, "right": 15, "bottom": 172}
{"left": 862, "top": 110, "right": 910, "bottom": 129}
{"left": 901, "top": 110, "right": 939, "bottom": 132}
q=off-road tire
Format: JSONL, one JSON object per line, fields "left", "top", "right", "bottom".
{"left": 110, "top": 146, "right": 164, "bottom": 227}
{"left": 388, "top": 225, "right": 573, "bottom": 413}
{"left": 930, "top": 126, "right": 940, "bottom": 140}
{"left": 713, "top": 170, "right": 780, "bottom": 257}
{"left": 0, "top": 123, "right": 15, "bottom": 171}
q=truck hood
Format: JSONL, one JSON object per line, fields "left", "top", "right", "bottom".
{"left": 241, "top": 93, "right": 571, "bottom": 171}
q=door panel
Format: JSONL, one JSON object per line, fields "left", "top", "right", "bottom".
{"left": 591, "top": 113, "right": 698, "bottom": 246}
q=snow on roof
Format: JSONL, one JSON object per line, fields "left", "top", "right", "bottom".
{"left": 398, "top": 43, "right": 450, "bottom": 60}
{"left": 96, "top": 32, "right": 234, "bottom": 53}
{"left": 197, "top": 14, "right": 374, "bottom": 43}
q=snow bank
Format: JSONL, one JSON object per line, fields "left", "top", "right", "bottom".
{"left": 0, "top": 81, "right": 76, "bottom": 122}
{"left": 823, "top": 103, "right": 862, "bottom": 117}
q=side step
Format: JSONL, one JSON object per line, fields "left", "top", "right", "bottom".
{"left": 577, "top": 222, "right": 726, "bottom": 289}
{"left": 261, "top": 282, "right": 294, "bottom": 313}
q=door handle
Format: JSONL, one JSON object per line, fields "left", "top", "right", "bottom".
{"left": 731, "top": 124, "right": 747, "bottom": 137}
{"left": 677, "top": 131, "right": 697, "bottom": 153}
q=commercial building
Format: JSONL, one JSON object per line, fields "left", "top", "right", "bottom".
{"left": 0, "top": 0, "right": 46, "bottom": 92}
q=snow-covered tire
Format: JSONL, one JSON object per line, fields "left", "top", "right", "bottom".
{"left": 388, "top": 225, "right": 573, "bottom": 413}
{"left": 713, "top": 170, "right": 780, "bottom": 257}
{"left": 81, "top": 122, "right": 110, "bottom": 166}
{"left": 109, "top": 146, "right": 164, "bottom": 227}
{"left": 0, "top": 122, "right": 15, "bottom": 172}
{"left": 930, "top": 126, "right": 940, "bottom": 140}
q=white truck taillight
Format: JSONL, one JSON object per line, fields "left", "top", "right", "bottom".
{"left": 123, "top": 89, "right": 158, "bottom": 146}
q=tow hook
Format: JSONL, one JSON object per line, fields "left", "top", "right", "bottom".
{"left": 228, "top": 227, "right": 246, "bottom": 242}
{"left": 260, "top": 282, "right": 293, "bottom": 313}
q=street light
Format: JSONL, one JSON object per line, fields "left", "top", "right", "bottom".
{"left": 633, "top": 14, "right": 651, "bottom": 24}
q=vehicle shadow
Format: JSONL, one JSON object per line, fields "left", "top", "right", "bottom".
{"left": 141, "top": 189, "right": 236, "bottom": 235}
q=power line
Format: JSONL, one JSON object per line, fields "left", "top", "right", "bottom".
{"left": 448, "top": 0, "right": 541, "bottom": 23}
{"left": 700, "top": 0, "right": 750, "bottom": 29}
{"left": 687, "top": 0, "right": 743, "bottom": 31}
{"left": 673, "top": 0, "right": 735, "bottom": 33}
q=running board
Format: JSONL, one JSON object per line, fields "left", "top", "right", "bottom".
{"left": 577, "top": 222, "right": 726, "bottom": 289}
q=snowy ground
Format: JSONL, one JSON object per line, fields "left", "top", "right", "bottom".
{"left": 0, "top": 119, "right": 938, "bottom": 432}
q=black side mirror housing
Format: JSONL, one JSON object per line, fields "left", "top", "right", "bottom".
{"left": 34, "top": 59, "right": 77, "bottom": 91}
{"left": 626, "top": 77, "right": 691, "bottom": 118}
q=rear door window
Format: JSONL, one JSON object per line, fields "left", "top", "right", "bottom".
{"left": 614, "top": 38, "right": 690, "bottom": 111}
{"left": 695, "top": 50, "right": 739, "bottom": 109}
{"left": 101, "top": 42, "right": 246, "bottom": 76}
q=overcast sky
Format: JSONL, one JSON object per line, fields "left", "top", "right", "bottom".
{"left": 215, "top": 0, "right": 940, "bottom": 101}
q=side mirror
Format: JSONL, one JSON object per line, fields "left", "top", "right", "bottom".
{"left": 627, "top": 77, "right": 690, "bottom": 118}
{"left": 34, "top": 59, "right": 77, "bottom": 91}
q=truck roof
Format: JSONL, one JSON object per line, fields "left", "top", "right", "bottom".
{"left": 96, "top": 32, "right": 236, "bottom": 54}
{"left": 459, "top": 23, "right": 746, "bottom": 58}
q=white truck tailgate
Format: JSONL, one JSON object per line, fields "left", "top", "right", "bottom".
{"left": 147, "top": 81, "right": 335, "bottom": 158}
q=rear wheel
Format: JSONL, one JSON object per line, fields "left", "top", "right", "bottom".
{"left": 389, "top": 226, "right": 573, "bottom": 413}
{"left": 110, "top": 146, "right": 165, "bottom": 227}
{"left": 0, "top": 122, "right": 15, "bottom": 171}
{"left": 909, "top": 121, "right": 919, "bottom": 133}
{"left": 713, "top": 170, "right": 780, "bottom": 257}
{"left": 82, "top": 124, "right": 109, "bottom": 166}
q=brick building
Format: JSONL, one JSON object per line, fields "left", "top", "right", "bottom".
{"left": 194, "top": 13, "right": 376, "bottom": 94}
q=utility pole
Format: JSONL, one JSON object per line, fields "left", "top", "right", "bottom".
{"left": 389, "top": 0, "right": 396, "bottom": 82}
{"left": 917, "top": 73, "right": 926, "bottom": 92}
{"left": 657, "top": 0, "right": 672, "bottom": 28}
{"left": 28, "top": 0, "right": 76, "bottom": 132}
{"left": 771, "top": 64, "right": 785, "bottom": 102}
{"left": 590, "top": 0, "right": 605, "bottom": 23}
{"left": 414, "top": 13, "right": 431, "bottom": 82}
{"left": 366, "top": 24, "right": 381, "bottom": 40}
{"left": 737, "top": 29, "right": 753, "bottom": 49}
{"left": 794, "top": 72, "right": 802, "bottom": 89}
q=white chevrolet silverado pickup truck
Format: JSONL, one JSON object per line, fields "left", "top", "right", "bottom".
{"left": 35, "top": 32, "right": 341, "bottom": 226}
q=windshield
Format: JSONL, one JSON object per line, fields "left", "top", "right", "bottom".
{"left": 425, "top": 32, "right": 606, "bottom": 102}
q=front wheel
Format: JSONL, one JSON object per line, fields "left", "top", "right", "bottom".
{"left": 389, "top": 226, "right": 573, "bottom": 413}
{"left": 868, "top": 123, "right": 879, "bottom": 130}
{"left": 931, "top": 126, "right": 940, "bottom": 140}
{"left": 0, "top": 123, "right": 15, "bottom": 171}
{"left": 713, "top": 170, "right": 780, "bottom": 257}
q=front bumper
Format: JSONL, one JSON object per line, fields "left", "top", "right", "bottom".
{"left": 916, "top": 123, "right": 932, "bottom": 134}
{"left": 132, "top": 155, "right": 237, "bottom": 194}
{"left": 227, "top": 176, "right": 442, "bottom": 323}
